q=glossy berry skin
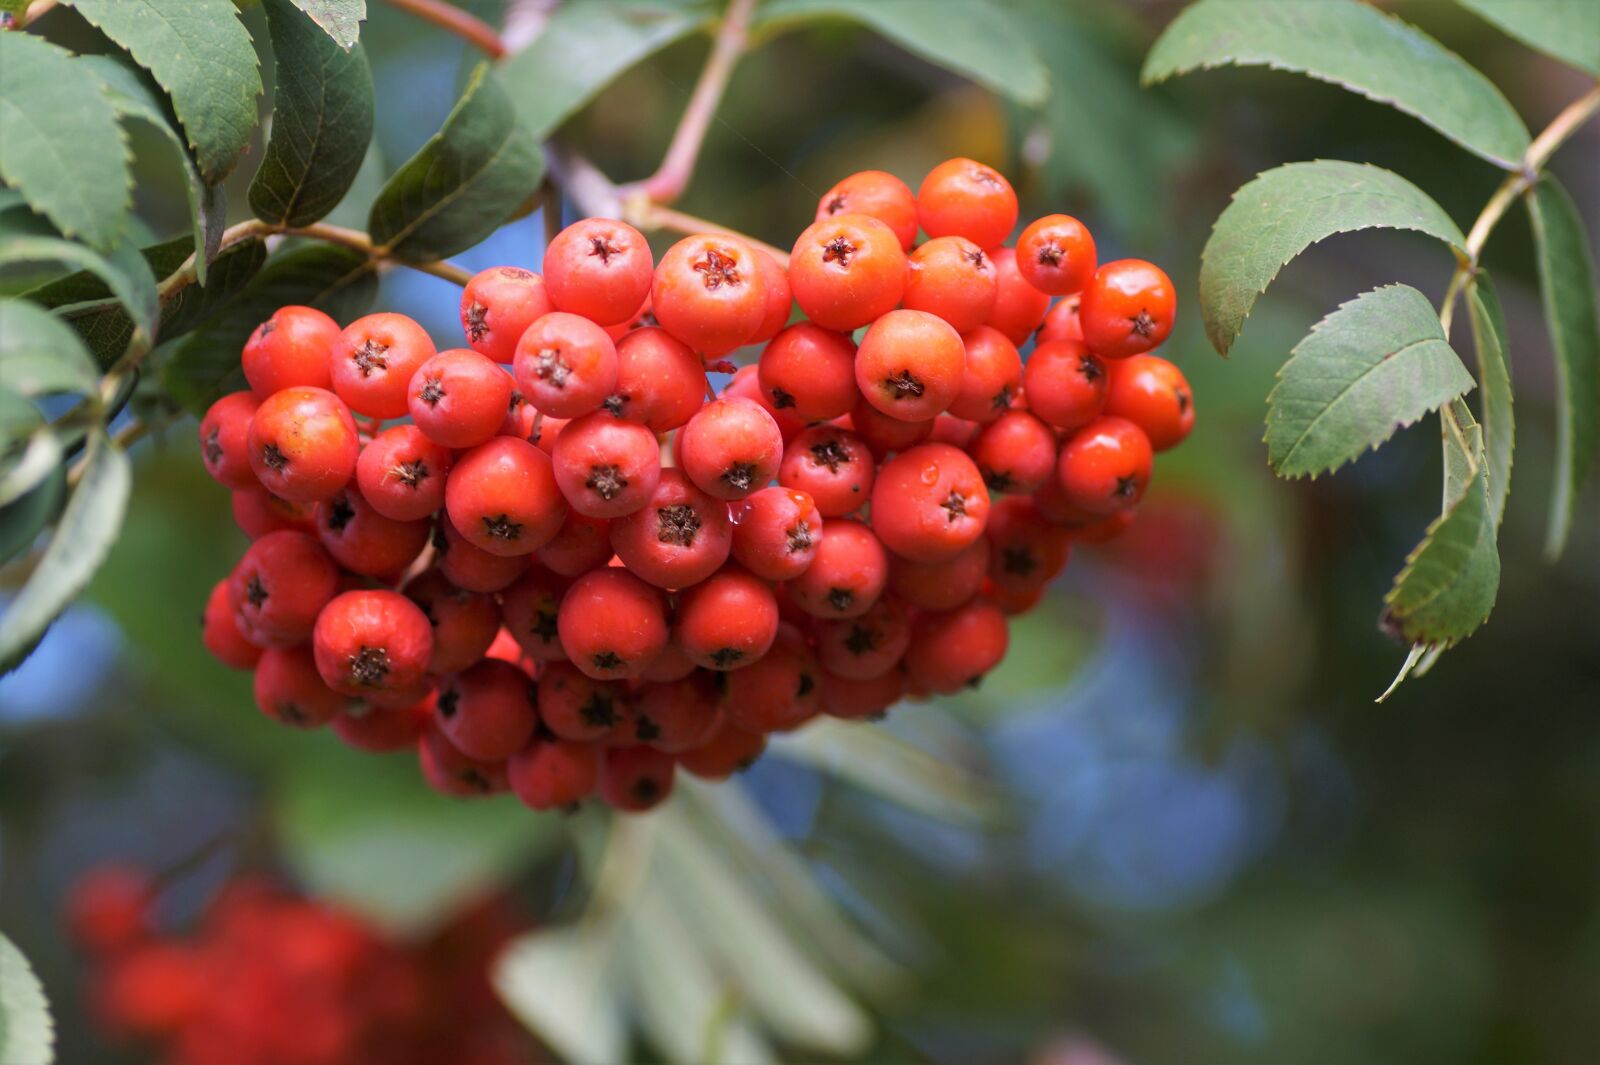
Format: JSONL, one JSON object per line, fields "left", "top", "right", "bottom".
{"left": 241, "top": 305, "right": 338, "bottom": 398}
{"left": 1015, "top": 214, "right": 1097, "bottom": 296}
{"left": 1037, "top": 295, "right": 1083, "bottom": 344}
{"left": 231, "top": 485, "right": 314, "bottom": 539}
{"left": 722, "top": 363, "right": 807, "bottom": 443}
{"left": 246, "top": 386, "right": 359, "bottom": 502}
{"left": 847, "top": 398, "right": 933, "bottom": 457}
{"left": 312, "top": 589, "right": 434, "bottom": 700}
{"left": 355, "top": 424, "right": 452, "bottom": 522}
{"left": 254, "top": 646, "right": 346, "bottom": 728}
{"left": 445, "top": 436, "right": 568, "bottom": 557}
{"left": 949, "top": 326, "right": 1022, "bottom": 423}
{"left": 407, "top": 348, "right": 512, "bottom": 449}
{"left": 929, "top": 414, "right": 980, "bottom": 450}
{"left": 905, "top": 597, "right": 1009, "bottom": 694}
{"left": 815, "top": 595, "right": 911, "bottom": 680}
{"left": 815, "top": 169, "right": 918, "bottom": 250}
{"left": 550, "top": 411, "right": 662, "bottom": 518}
{"left": 230, "top": 530, "right": 339, "bottom": 645}
{"left": 788, "top": 518, "right": 888, "bottom": 619}
{"left": 418, "top": 727, "right": 507, "bottom": 797}
{"left": 984, "top": 247, "right": 1052, "bottom": 345}
{"left": 651, "top": 234, "right": 767, "bottom": 356}
{"left": 509, "top": 738, "right": 601, "bottom": 810}
{"left": 64, "top": 864, "right": 151, "bottom": 954}
{"left": 460, "top": 266, "right": 553, "bottom": 363}
{"left": 199, "top": 391, "right": 261, "bottom": 490}
{"left": 855, "top": 309, "right": 966, "bottom": 423}
{"left": 557, "top": 566, "right": 669, "bottom": 680}
{"left": 608, "top": 327, "right": 706, "bottom": 432}
{"left": 902, "top": 236, "right": 998, "bottom": 334}
{"left": 403, "top": 569, "right": 500, "bottom": 675}
{"left": 758, "top": 323, "right": 858, "bottom": 423}
{"left": 730, "top": 486, "right": 821, "bottom": 582}
{"left": 870, "top": 443, "right": 991, "bottom": 562}
{"left": 779, "top": 424, "right": 874, "bottom": 517}
{"left": 433, "top": 518, "right": 530, "bottom": 593}
{"left": 678, "top": 396, "right": 784, "bottom": 501}
{"left": 1055, "top": 416, "right": 1153, "bottom": 515}
{"left": 512, "top": 311, "right": 619, "bottom": 419}
{"left": 970, "top": 409, "right": 1057, "bottom": 495}
{"left": 986, "top": 497, "right": 1070, "bottom": 601}
{"left": 332, "top": 312, "right": 436, "bottom": 419}
{"left": 1077, "top": 259, "right": 1176, "bottom": 359}
{"left": 675, "top": 565, "right": 779, "bottom": 671}
{"left": 500, "top": 566, "right": 571, "bottom": 662}
{"left": 538, "top": 509, "right": 613, "bottom": 577}
{"left": 544, "top": 218, "right": 654, "bottom": 326}
{"left": 722, "top": 623, "right": 821, "bottom": 733}
{"left": 749, "top": 249, "right": 793, "bottom": 344}
{"left": 819, "top": 667, "right": 904, "bottom": 720}
{"left": 202, "top": 578, "right": 262, "bottom": 670}
{"left": 917, "top": 157, "right": 1018, "bottom": 249}
{"left": 436, "top": 659, "right": 538, "bottom": 761}
{"left": 609, "top": 468, "right": 733, "bottom": 589}
{"left": 678, "top": 720, "right": 766, "bottom": 780}
{"left": 1024, "top": 338, "right": 1107, "bottom": 431}
{"left": 626, "top": 673, "right": 721, "bottom": 752}
{"left": 315, "top": 486, "right": 430, "bottom": 579}
{"left": 600, "top": 746, "right": 675, "bottom": 811}
{"left": 537, "top": 661, "right": 626, "bottom": 741}
{"left": 332, "top": 699, "right": 430, "bottom": 753}
{"left": 889, "top": 535, "right": 989, "bottom": 611}
{"left": 641, "top": 641, "right": 697, "bottom": 683}
{"left": 788, "top": 213, "right": 907, "bottom": 332}
{"left": 1103, "top": 354, "right": 1194, "bottom": 451}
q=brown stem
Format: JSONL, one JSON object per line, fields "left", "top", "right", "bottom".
{"left": 631, "top": 202, "right": 789, "bottom": 267}
{"left": 382, "top": 0, "right": 506, "bottom": 58}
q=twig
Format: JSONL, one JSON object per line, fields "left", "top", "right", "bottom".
{"left": 630, "top": 201, "right": 789, "bottom": 266}
{"left": 382, "top": 0, "right": 506, "bottom": 58}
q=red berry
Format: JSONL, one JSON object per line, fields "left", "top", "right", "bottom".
{"left": 332, "top": 699, "right": 430, "bottom": 753}
{"left": 651, "top": 234, "right": 767, "bottom": 356}
{"left": 1024, "top": 338, "right": 1107, "bottom": 432}
{"left": 749, "top": 249, "right": 793, "bottom": 344}
{"left": 246, "top": 386, "right": 360, "bottom": 502}
{"left": 404, "top": 568, "right": 500, "bottom": 674}
{"left": 929, "top": 413, "right": 981, "bottom": 449}
{"left": 1103, "top": 354, "right": 1193, "bottom": 451}
{"left": 846, "top": 397, "right": 934, "bottom": 457}
{"left": 675, "top": 564, "right": 779, "bottom": 670}
{"left": 433, "top": 517, "right": 531, "bottom": 593}
{"left": 984, "top": 247, "right": 1052, "bottom": 345}
{"left": 65, "top": 864, "right": 151, "bottom": 954}
{"left": 444, "top": 436, "right": 568, "bottom": 556}
{"left": 721, "top": 363, "right": 806, "bottom": 442}
{"left": 608, "top": 327, "right": 706, "bottom": 432}
{"left": 254, "top": 645, "right": 346, "bottom": 728}
{"left": 1078, "top": 259, "right": 1176, "bottom": 359}
{"left": 599, "top": 745, "right": 675, "bottom": 811}
{"left": 550, "top": 411, "right": 662, "bottom": 518}
{"left": 315, "top": 485, "right": 430, "bottom": 578}
{"left": 332, "top": 312, "right": 436, "bottom": 419}
{"left": 787, "top": 518, "right": 888, "bottom": 619}
{"left": 815, "top": 169, "right": 918, "bottom": 250}
{"left": 758, "top": 322, "right": 858, "bottom": 423}
{"left": 1015, "top": 214, "right": 1097, "bottom": 296}
{"left": 949, "top": 325, "right": 1022, "bottom": 422}
{"left": 537, "top": 660, "right": 626, "bottom": 741}
{"left": 355, "top": 424, "right": 452, "bottom": 522}
{"left": 512, "top": 311, "right": 619, "bottom": 419}
{"left": 199, "top": 391, "right": 261, "bottom": 490}
{"left": 312, "top": 589, "right": 434, "bottom": 700}
{"left": 902, "top": 236, "right": 998, "bottom": 333}
{"left": 722, "top": 623, "right": 821, "bottom": 733}
{"left": 460, "top": 266, "right": 552, "bottom": 363}
{"left": 819, "top": 667, "right": 904, "bottom": 720}
{"left": 903, "top": 597, "right": 1008, "bottom": 694}
{"left": 917, "top": 157, "right": 1017, "bottom": 249}
{"left": 788, "top": 212, "right": 907, "bottom": 331}
{"left": 814, "top": 595, "right": 911, "bottom": 680}
{"left": 407, "top": 348, "right": 513, "bottom": 449}
{"left": 97, "top": 942, "right": 205, "bottom": 1036}
{"left": 537, "top": 509, "right": 613, "bottom": 577}
{"left": 544, "top": 218, "right": 654, "bottom": 326}
{"left": 870, "top": 443, "right": 990, "bottom": 562}
{"left": 678, "top": 396, "right": 784, "bottom": 500}
{"left": 509, "top": 737, "right": 601, "bottom": 810}
{"left": 1055, "top": 415, "right": 1152, "bottom": 515}
{"left": 500, "top": 566, "right": 571, "bottom": 663}
{"left": 202, "top": 577, "right": 263, "bottom": 669}
{"left": 418, "top": 726, "right": 507, "bottom": 797}
{"left": 557, "top": 566, "right": 669, "bottom": 680}
{"left": 985, "top": 497, "right": 1069, "bottom": 601}
{"left": 778, "top": 424, "right": 875, "bottom": 517}
{"left": 730, "top": 486, "right": 821, "bottom": 582}
{"left": 855, "top": 309, "right": 965, "bottom": 422}
{"left": 240, "top": 306, "right": 338, "bottom": 400}
{"left": 627, "top": 673, "right": 721, "bottom": 752}
{"left": 231, "top": 485, "right": 314, "bottom": 539}
{"left": 230, "top": 530, "right": 339, "bottom": 645}
{"left": 640, "top": 641, "right": 698, "bottom": 683}
{"left": 609, "top": 468, "right": 733, "bottom": 589}
{"left": 888, "top": 535, "right": 989, "bottom": 611}
{"left": 436, "top": 659, "right": 538, "bottom": 761}
{"left": 970, "top": 409, "right": 1057, "bottom": 495}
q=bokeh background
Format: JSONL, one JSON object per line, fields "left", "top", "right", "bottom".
{"left": 3, "top": 1, "right": 1598, "bottom": 1063}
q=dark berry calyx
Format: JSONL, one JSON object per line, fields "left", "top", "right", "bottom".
{"left": 244, "top": 575, "right": 268, "bottom": 608}
{"left": 634, "top": 715, "right": 661, "bottom": 742}
{"left": 710, "top": 647, "right": 744, "bottom": 668}
{"left": 465, "top": 301, "right": 490, "bottom": 342}
{"left": 808, "top": 438, "right": 851, "bottom": 473}
{"left": 535, "top": 347, "right": 570, "bottom": 387}
{"left": 589, "top": 236, "right": 620, "bottom": 264}
{"left": 1001, "top": 546, "right": 1036, "bottom": 576}
{"left": 883, "top": 369, "right": 925, "bottom": 400}
{"left": 277, "top": 701, "right": 311, "bottom": 726}
{"left": 769, "top": 387, "right": 796, "bottom": 409}
{"left": 991, "top": 385, "right": 1013, "bottom": 412}
{"left": 843, "top": 625, "right": 877, "bottom": 655}
{"left": 500, "top": 267, "right": 534, "bottom": 280}
{"left": 721, "top": 462, "right": 757, "bottom": 492}
{"left": 941, "top": 490, "right": 967, "bottom": 522}
{"left": 580, "top": 691, "right": 618, "bottom": 728}
{"left": 586, "top": 464, "right": 628, "bottom": 501}
{"left": 1114, "top": 475, "right": 1140, "bottom": 499}
{"left": 203, "top": 428, "right": 223, "bottom": 466}
{"left": 796, "top": 671, "right": 815, "bottom": 697}
{"left": 351, "top": 339, "right": 390, "bottom": 376}
{"left": 787, "top": 520, "right": 813, "bottom": 553}
{"left": 257, "top": 318, "right": 278, "bottom": 338}
{"left": 822, "top": 236, "right": 856, "bottom": 266}
{"left": 1077, "top": 357, "right": 1103, "bottom": 383}
{"left": 1175, "top": 388, "right": 1190, "bottom": 413}
{"left": 825, "top": 193, "right": 848, "bottom": 215}
{"left": 482, "top": 513, "right": 524, "bottom": 541}
{"left": 325, "top": 496, "right": 356, "bottom": 532}
{"left": 592, "top": 650, "right": 624, "bottom": 672}
{"left": 419, "top": 377, "right": 445, "bottom": 406}
{"left": 983, "top": 469, "right": 1013, "bottom": 493}
{"left": 395, "top": 459, "right": 429, "bottom": 488}
{"left": 347, "top": 646, "right": 391, "bottom": 687}
{"left": 970, "top": 166, "right": 1002, "bottom": 188}
{"left": 601, "top": 393, "right": 628, "bottom": 417}
{"left": 1130, "top": 310, "right": 1156, "bottom": 338}
{"left": 459, "top": 768, "right": 493, "bottom": 793}
{"left": 529, "top": 608, "right": 559, "bottom": 645}
{"left": 1036, "top": 241, "right": 1063, "bottom": 267}
{"left": 437, "top": 687, "right": 460, "bottom": 717}
{"left": 656, "top": 503, "right": 701, "bottom": 547}
{"left": 693, "top": 248, "right": 742, "bottom": 289}
{"left": 826, "top": 587, "right": 854, "bottom": 612}
{"left": 261, "top": 442, "right": 290, "bottom": 472}
{"left": 632, "top": 777, "right": 661, "bottom": 803}
{"left": 964, "top": 247, "right": 989, "bottom": 269}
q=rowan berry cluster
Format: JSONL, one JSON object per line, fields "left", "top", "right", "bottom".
{"left": 197, "top": 159, "right": 1192, "bottom": 814}
{"left": 66, "top": 864, "right": 538, "bottom": 1065}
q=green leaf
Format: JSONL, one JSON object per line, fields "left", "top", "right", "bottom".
{"left": 1142, "top": 0, "right": 1530, "bottom": 168}
{"left": 0, "top": 463, "right": 66, "bottom": 566}
{"left": 1383, "top": 418, "right": 1500, "bottom": 647}
{"left": 754, "top": 0, "right": 1049, "bottom": 105}
{"left": 1527, "top": 176, "right": 1600, "bottom": 559}
{"left": 498, "top": 0, "right": 713, "bottom": 138}
{"left": 159, "top": 237, "right": 270, "bottom": 339}
{"left": 160, "top": 244, "right": 376, "bottom": 413}
{"left": 80, "top": 55, "right": 227, "bottom": 284}
{"left": 1463, "top": 274, "right": 1514, "bottom": 527}
{"left": 250, "top": 0, "right": 376, "bottom": 228}
{"left": 0, "top": 390, "right": 58, "bottom": 508}
{"left": 1200, "top": 161, "right": 1466, "bottom": 355}
{"left": 0, "top": 34, "right": 131, "bottom": 250}
{"left": 1266, "top": 285, "right": 1475, "bottom": 478}
{"left": 0, "top": 236, "right": 158, "bottom": 353}
{"left": 68, "top": 0, "right": 263, "bottom": 184}
{"left": 0, "top": 299, "right": 99, "bottom": 397}
{"left": 0, "top": 933, "right": 55, "bottom": 1065}
{"left": 0, "top": 429, "right": 130, "bottom": 673}
{"left": 289, "top": 0, "right": 366, "bottom": 49}
{"left": 494, "top": 925, "right": 628, "bottom": 1065}
{"left": 368, "top": 63, "right": 544, "bottom": 261}
{"left": 1456, "top": 0, "right": 1599, "bottom": 77}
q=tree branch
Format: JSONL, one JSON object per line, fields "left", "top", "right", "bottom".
{"left": 382, "top": 0, "right": 506, "bottom": 58}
